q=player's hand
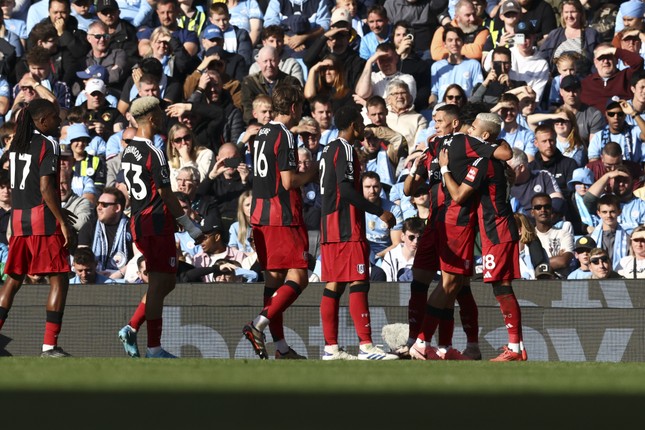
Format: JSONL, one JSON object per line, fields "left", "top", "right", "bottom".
{"left": 62, "top": 208, "right": 78, "bottom": 226}
{"left": 379, "top": 210, "right": 396, "bottom": 229}
{"left": 505, "top": 163, "right": 516, "bottom": 186}
{"left": 61, "top": 222, "right": 77, "bottom": 252}
{"left": 438, "top": 148, "right": 449, "bottom": 168}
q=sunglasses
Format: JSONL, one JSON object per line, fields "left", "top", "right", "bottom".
{"left": 607, "top": 111, "right": 625, "bottom": 118}
{"left": 173, "top": 135, "right": 191, "bottom": 143}
{"left": 532, "top": 204, "right": 552, "bottom": 211}
{"left": 90, "top": 34, "right": 110, "bottom": 40}
{"left": 632, "top": 238, "right": 645, "bottom": 244}
{"left": 500, "top": 108, "right": 516, "bottom": 116}
{"left": 554, "top": 119, "right": 570, "bottom": 124}
{"left": 445, "top": 94, "right": 463, "bottom": 101}
{"left": 97, "top": 201, "right": 118, "bottom": 208}
{"left": 406, "top": 234, "right": 420, "bottom": 242}
{"left": 590, "top": 256, "right": 609, "bottom": 265}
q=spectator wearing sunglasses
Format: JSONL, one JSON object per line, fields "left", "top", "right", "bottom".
{"left": 588, "top": 97, "right": 645, "bottom": 164}
{"left": 531, "top": 192, "right": 574, "bottom": 278}
{"left": 85, "top": 20, "right": 127, "bottom": 88}
{"left": 381, "top": 217, "right": 424, "bottom": 282}
{"left": 588, "top": 248, "right": 622, "bottom": 280}
{"left": 616, "top": 225, "right": 645, "bottom": 278}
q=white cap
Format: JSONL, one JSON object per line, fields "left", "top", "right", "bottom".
{"left": 85, "top": 78, "right": 106, "bottom": 95}
{"left": 331, "top": 8, "right": 351, "bottom": 26}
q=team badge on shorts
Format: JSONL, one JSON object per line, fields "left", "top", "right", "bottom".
{"left": 169, "top": 257, "right": 176, "bottom": 268}
{"left": 357, "top": 264, "right": 365, "bottom": 274}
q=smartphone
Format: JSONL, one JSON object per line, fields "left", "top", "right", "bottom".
{"left": 493, "top": 61, "right": 503, "bottom": 75}
{"left": 223, "top": 157, "right": 241, "bottom": 168}
{"left": 514, "top": 33, "right": 525, "bottom": 45}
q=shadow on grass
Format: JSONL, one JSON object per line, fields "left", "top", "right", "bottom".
{"left": 2, "top": 392, "right": 642, "bottom": 428}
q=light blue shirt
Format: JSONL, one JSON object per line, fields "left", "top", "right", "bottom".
{"left": 500, "top": 126, "right": 537, "bottom": 156}
{"left": 365, "top": 150, "right": 395, "bottom": 187}
{"left": 619, "top": 198, "right": 645, "bottom": 235}
{"left": 72, "top": 175, "right": 96, "bottom": 198}
{"left": 228, "top": 221, "right": 253, "bottom": 253}
{"left": 4, "top": 18, "right": 27, "bottom": 39}
{"left": 556, "top": 140, "right": 585, "bottom": 167}
{"left": 365, "top": 198, "right": 403, "bottom": 264}
{"left": 116, "top": 0, "right": 154, "bottom": 27}
{"left": 588, "top": 125, "right": 644, "bottom": 162}
{"left": 431, "top": 59, "right": 483, "bottom": 101}
{"left": 389, "top": 182, "right": 416, "bottom": 220}
{"left": 263, "top": 0, "right": 331, "bottom": 30}
{"left": 105, "top": 130, "right": 165, "bottom": 159}
{"left": 229, "top": 0, "right": 264, "bottom": 34}
{"left": 359, "top": 28, "right": 390, "bottom": 60}
{"left": 25, "top": 0, "right": 48, "bottom": 34}
{"left": 319, "top": 128, "right": 339, "bottom": 147}
{"left": 71, "top": 8, "right": 97, "bottom": 32}
{"left": 70, "top": 272, "right": 118, "bottom": 284}
{"left": 567, "top": 268, "right": 592, "bottom": 280}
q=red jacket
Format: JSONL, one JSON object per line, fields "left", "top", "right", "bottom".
{"left": 580, "top": 48, "right": 644, "bottom": 113}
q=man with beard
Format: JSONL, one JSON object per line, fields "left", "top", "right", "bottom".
{"left": 431, "top": 0, "right": 489, "bottom": 61}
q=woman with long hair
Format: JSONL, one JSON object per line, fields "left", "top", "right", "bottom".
{"left": 616, "top": 226, "right": 645, "bottom": 279}
{"left": 227, "top": 189, "right": 253, "bottom": 254}
{"left": 553, "top": 107, "right": 587, "bottom": 167}
{"left": 441, "top": 84, "right": 467, "bottom": 108}
{"left": 304, "top": 56, "right": 355, "bottom": 111}
{"left": 145, "top": 27, "right": 175, "bottom": 77}
{"left": 514, "top": 212, "right": 550, "bottom": 280}
{"left": 166, "top": 123, "right": 213, "bottom": 191}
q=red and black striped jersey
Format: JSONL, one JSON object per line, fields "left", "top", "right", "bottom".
{"left": 320, "top": 138, "right": 365, "bottom": 243}
{"left": 10, "top": 132, "right": 61, "bottom": 236}
{"left": 250, "top": 121, "right": 303, "bottom": 226}
{"left": 462, "top": 158, "right": 519, "bottom": 244}
{"left": 121, "top": 137, "right": 175, "bottom": 239}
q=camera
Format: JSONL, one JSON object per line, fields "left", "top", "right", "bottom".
{"left": 404, "top": 33, "right": 414, "bottom": 42}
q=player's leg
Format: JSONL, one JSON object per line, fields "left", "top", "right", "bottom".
{"left": 321, "top": 282, "right": 356, "bottom": 360}
{"left": 0, "top": 236, "right": 30, "bottom": 332}
{"left": 409, "top": 281, "right": 446, "bottom": 360}
{"left": 456, "top": 282, "right": 481, "bottom": 360}
{"left": 261, "top": 270, "right": 287, "bottom": 354}
{"left": 40, "top": 272, "right": 71, "bottom": 357}
{"left": 119, "top": 293, "right": 147, "bottom": 358}
{"left": 0, "top": 274, "right": 26, "bottom": 331}
{"left": 490, "top": 281, "right": 525, "bottom": 362}
{"left": 434, "top": 273, "right": 471, "bottom": 360}
{"left": 144, "top": 271, "right": 177, "bottom": 358}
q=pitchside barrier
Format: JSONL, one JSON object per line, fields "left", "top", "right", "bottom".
{"left": 0, "top": 279, "right": 644, "bottom": 361}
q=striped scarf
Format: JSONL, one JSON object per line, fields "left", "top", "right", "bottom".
{"left": 591, "top": 225, "right": 629, "bottom": 270}
{"left": 92, "top": 216, "right": 129, "bottom": 273}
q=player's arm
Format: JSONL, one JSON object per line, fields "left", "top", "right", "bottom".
{"left": 402, "top": 152, "right": 428, "bottom": 197}
{"left": 338, "top": 182, "right": 395, "bottom": 227}
{"left": 438, "top": 148, "right": 476, "bottom": 205}
{"left": 159, "top": 187, "right": 204, "bottom": 244}
{"left": 492, "top": 139, "right": 513, "bottom": 161}
{"left": 280, "top": 164, "right": 318, "bottom": 190}
{"left": 41, "top": 174, "right": 75, "bottom": 250}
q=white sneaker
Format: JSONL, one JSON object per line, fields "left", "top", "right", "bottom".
{"left": 358, "top": 344, "right": 399, "bottom": 360}
{"left": 322, "top": 346, "right": 358, "bottom": 361}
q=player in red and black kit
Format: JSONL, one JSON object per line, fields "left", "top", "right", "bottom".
{"left": 119, "top": 97, "right": 204, "bottom": 359}
{"left": 439, "top": 137, "right": 526, "bottom": 361}
{"left": 242, "top": 85, "right": 318, "bottom": 360}
{"left": 410, "top": 112, "right": 513, "bottom": 360}
{"left": 319, "top": 106, "right": 398, "bottom": 361}
{"left": 0, "top": 99, "right": 77, "bottom": 357}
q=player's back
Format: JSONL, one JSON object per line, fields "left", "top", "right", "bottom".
{"left": 250, "top": 121, "right": 303, "bottom": 227}
{"left": 121, "top": 137, "right": 174, "bottom": 238}
{"left": 479, "top": 158, "right": 519, "bottom": 244}
{"left": 320, "top": 138, "right": 365, "bottom": 243}
{"left": 10, "top": 132, "right": 60, "bottom": 236}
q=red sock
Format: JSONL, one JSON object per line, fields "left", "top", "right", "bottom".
{"left": 43, "top": 322, "right": 61, "bottom": 346}
{"left": 262, "top": 281, "right": 301, "bottom": 321}
{"left": 349, "top": 284, "right": 372, "bottom": 344}
{"left": 321, "top": 289, "right": 341, "bottom": 345}
{"left": 438, "top": 308, "right": 455, "bottom": 347}
{"left": 457, "top": 287, "right": 479, "bottom": 343}
{"left": 496, "top": 294, "right": 522, "bottom": 344}
{"left": 129, "top": 301, "right": 146, "bottom": 331}
{"left": 0, "top": 319, "right": 4, "bottom": 331}
{"left": 264, "top": 289, "right": 284, "bottom": 341}
{"left": 419, "top": 305, "right": 441, "bottom": 343}
{"left": 147, "top": 318, "right": 163, "bottom": 348}
{"left": 408, "top": 280, "right": 429, "bottom": 339}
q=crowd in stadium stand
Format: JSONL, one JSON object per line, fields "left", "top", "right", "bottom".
{"left": 1, "top": 0, "right": 645, "bottom": 285}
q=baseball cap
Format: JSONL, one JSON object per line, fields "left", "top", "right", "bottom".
{"left": 500, "top": 0, "right": 521, "bottom": 16}
{"left": 567, "top": 167, "right": 594, "bottom": 189}
{"left": 76, "top": 64, "right": 109, "bottom": 82}
{"left": 67, "top": 123, "right": 91, "bottom": 142}
{"left": 202, "top": 25, "right": 223, "bottom": 41}
{"left": 605, "top": 95, "right": 622, "bottom": 111}
{"left": 515, "top": 21, "right": 536, "bottom": 36}
{"left": 59, "top": 143, "right": 73, "bottom": 157}
{"left": 85, "top": 78, "right": 106, "bottom": 95}
{"left": 200, "top": 211, "right": 222, "bottom": 235}
{"left": 560, "top": 75, "right": 581, "bottom": 91}
{"left": 281, "top": 15, "right": 311, "bottom": 36}
{"left": 534, "top": 263, "right": 555, "bottom": 279}
{"left": 330, "top": 8, "right": 351, "bottom": 28}
{"left": 96, "top": 0, "right": 119, "bottom": 13}
{"left": 574, "top": 236, "right": 597, "bottom": 252}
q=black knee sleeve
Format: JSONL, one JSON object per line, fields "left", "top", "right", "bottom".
{"left": 349, "top": 283, "right": 370, "bottom": 294}
{"left": 493, "top": 284, "right": 514, "bottom": 297}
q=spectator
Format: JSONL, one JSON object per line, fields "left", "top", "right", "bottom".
{"left": 360, "top": 125, "right": 395, "bottom": 189}
{"left": 384, "top": 1, "right": 441, "bottom": 58}
{"left": 614, "top": 0, "right": 645, "bottom": 35}
{"left": 616, "top": 225, "right": 645, "bottom": 279}
{"left": 222, "top": 0, "right": 264, "bottom": 46}
{"left": 114, "top": 0, "right": 154, "bottom": 27}
{"left": 528, "top": 123, "right": 578, "bottom": 202}
{"left": 81, "top": 78, "right": 126, "bottom": 142}
{"left": 296, "top": 116, "right": 323, "bottom": 161}
{"left": 59, "top": 142, "right": 97, "bottom": 203}
{"left": 105, "top": 126, "right": 135, "bottom": 187}
{"left": 516, "top": 0, "right": 557, "bottom": 42}
{"left": 508, "top": 148, "right": 563, "bottom": 214}
{"left": 304, "top": 55, "right": 355, "bottom": 113}
{"left": 381, "top": 216, "right": 424, "bottom": 282}
{"left": 355, "top": 42, "right": 417, "bottom": 103}
{"left": 96, "top": 0, "right": 139, "bottom": 65}
{"left": 584, "top": 165, "right": 645, "bottom": 235}
{"left": 531, "top": 192, "right": 574, "bottom": 278}
{"left": 302, "top": 9, "right": 365, "bottom": 89}
{"left": 589, "top": 194, "right": 629, "bottom": 271}
{"left": 385, "top": 79, "right": 427, "bottom": 155}
{"left": 492, "top": 93, "right": 536, "bottom": 159}
{"left": 612, "top": 26, "right": 644, "bottom": 71}
{"left": 365, "top": 95, "right": 407, "bottom": 169}
{"left": 362, "top": 171, "right": 403, "bottom": 265}
{"left": 567, "top": 236, "right": 597, "bottom": 280}
{"left": 538, "top": 0, "right": 601, "bottom": 77}
{"left": 471, "top": 46, "right": 526, "bottom": 107}
{"left": 391, "top": 20, "right": 432, "bottom": 111}
{"left": 481, "top": 0, "right": 521, "bottom": 54}
{"left": 67, "top": 123, "right": 107, "bottom": 200}
{"left": 166, "top": 123, "right": 213, "bottom": 189}
{"left": 208, "top": 2, "right": 253, "bottom": 66}
{"left": 74, "top": 64, "right": 114, "bottom": 106}
{"left": 567, "top": 167, "right": 598, "bottom": 236}
{"left": 559, "top": 74, "right": 606, "bottom": 143}
{"left": 78, "top": 187, "right": 133, "bottom": 279}
{"left": 626, "top": 70, "right": 645, "bottom": 128}
{"left": 298, "top": 146, "right": 321, "bottom": 259}
{"left": 514, "top": 212, "right": 550, "bottom": 280}
{"left": 503, "top": 20, "right": 549, "bottom": 103}
{"left": 175, "top": 165, "right": 200, "bottom": 206}
{"left": 552, "top": 107, "right": 586, "bottom": 167}
{"left": 588, "top": 97, "right": 645, "bottom": 164}
{"left": 580, "top": 44, "right": 644, "bottom": 113}
{"left": 586, "top": 141, "right": 644, "bottom": 192}
{"left": 134, "top": 255, "right": 149, "bottom": 283}
{"left": 237, "top": 93, "right": 273, "bottom": 153}
{"left": 13, "top": 46, "right": 71, "bottom": 111}
{"left": 263, "top": 0, "right": 331, "bottom": 51}
{"left": 173, "top": 191, "right": 203, "bottom": 263}
{"left": 70, "top": 247, "right": 116, "bottom": 284}
{"left": 309, "top": 96, "right": 339, "bottom": 146}
{"left": 59, "top": 159, "right": 92, "bottom": 233}
{"left": 359, "top": 5, "right": 391, "bottom": 60}
{"left": 431, "top": 0, "right": 489, "bottom": 62}
{"left": 2, "top": 0, "right": 27, "bottom": 45}
{"left": 0, "top": 7, "right": 19, "bottom": 66}
{"left": 588, "top": 248, "right": 622, "bottom": 279}
{"left": 84, "top": 20, "right": 127, "bottom": 89}
{"left": 240, "top": 46, "right": 301, "bottom": 123}
{"left": 228, "top": 189, "right": 253, "bottom": 254}
{"left": 176, "top": 0, "right": 208, "bottom": 37}
{"left": 429, "top": 25, "right": 483, "bottom": 106}
{"left": 192, "top": 32, "right": 247, "bottom": 87}
{"left": 547, "top": 53, "right": 577, "bottom": 109}
{"left": 249, "top": 25, "right": 304, "bottom": 85}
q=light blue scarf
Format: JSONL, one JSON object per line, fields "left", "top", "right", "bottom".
{"left": 591, "top": 225, "right": 629, "bottom": 270}
{"left": 92, "top": 216, "right": 129, "bottom": 272}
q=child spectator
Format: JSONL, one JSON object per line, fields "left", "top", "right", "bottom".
{"left": 567, "top": 236, "right": 597, "bottom": 280}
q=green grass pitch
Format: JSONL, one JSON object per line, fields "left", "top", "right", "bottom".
{"left": 1, "top": 358, "right": 644, "bottom": 429}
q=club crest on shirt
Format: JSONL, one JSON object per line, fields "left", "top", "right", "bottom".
{"left": 533, "top": 185, "right": 543, "bottom": 193}
{"left": 466, "top": 166, "right": 478, "bottom": 182}
{"left": 357, "top": 264, "right": 365, "bottom": 274}
{"left": 161, "top": 166, "right": 170, "bottom": 179}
